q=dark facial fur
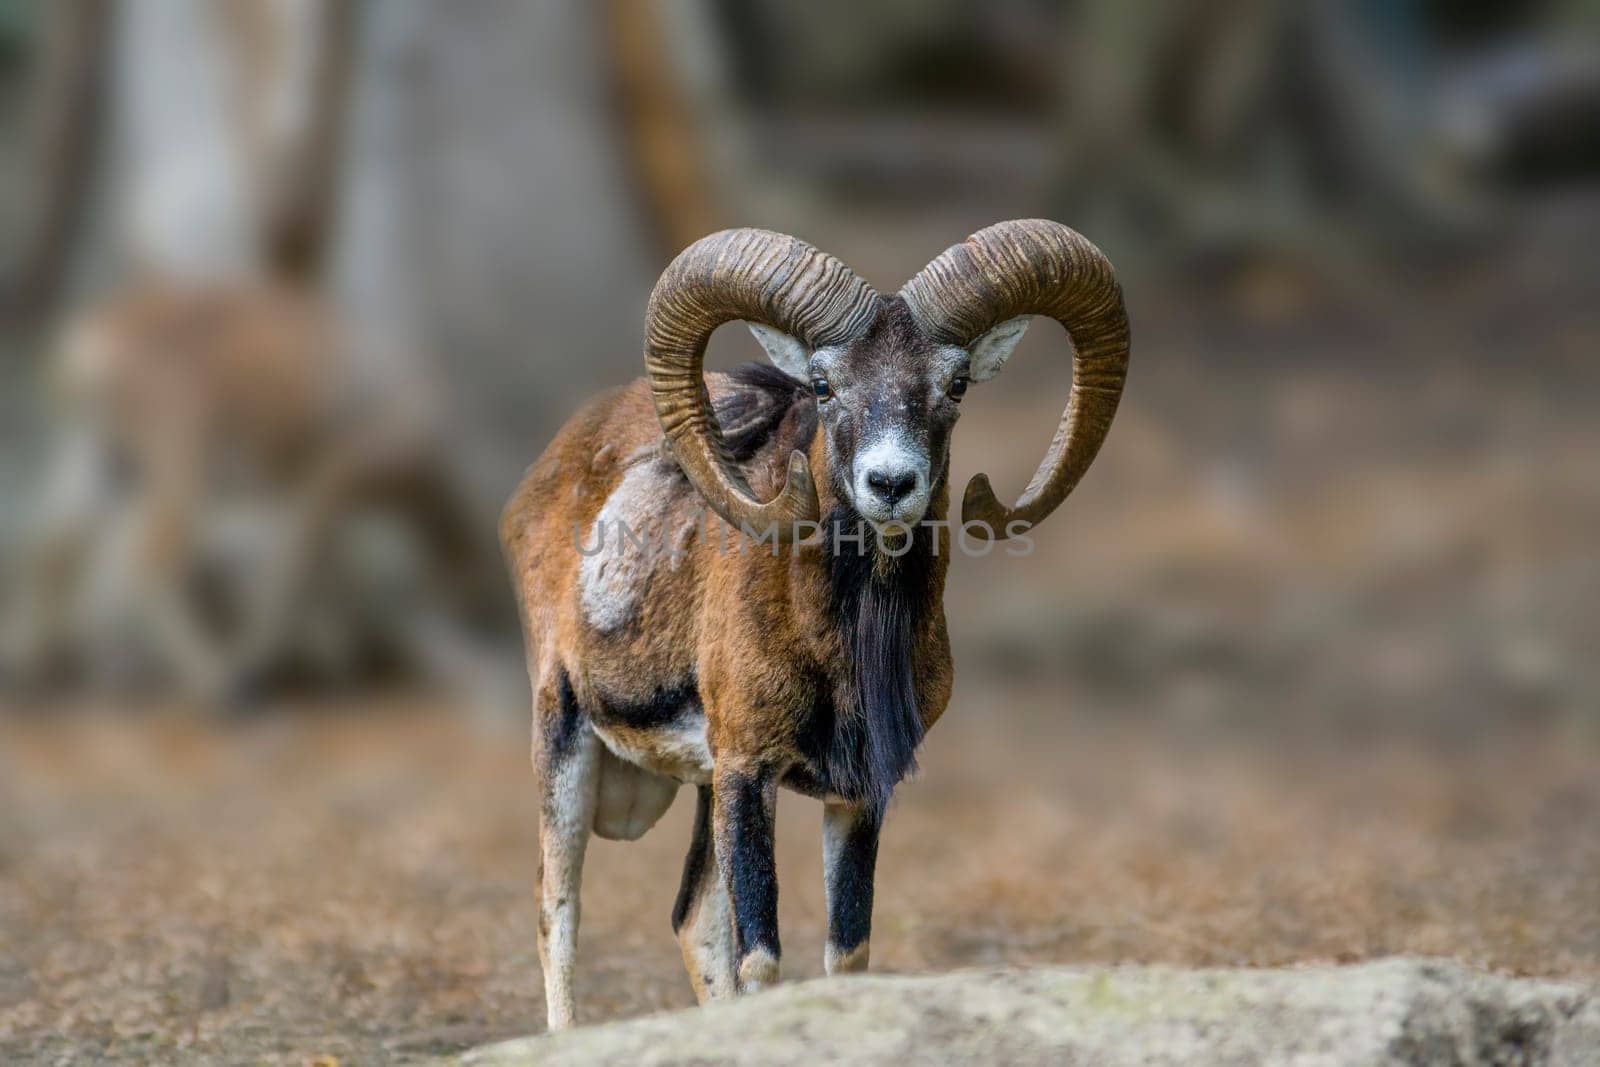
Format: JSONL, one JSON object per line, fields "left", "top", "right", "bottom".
{"left": 808, "top": 298, "right": 965, "bottom": 525}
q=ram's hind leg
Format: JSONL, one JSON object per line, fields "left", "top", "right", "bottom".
{"left": 534, "top": 671, "right": 600, "bottom": 1030}
{"left": 672, "top": 785, "right": 736, "bottom": 1002}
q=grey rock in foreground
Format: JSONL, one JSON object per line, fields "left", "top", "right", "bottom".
{"left": 445, "top": 959, "right": 1600, "bottom": 1066}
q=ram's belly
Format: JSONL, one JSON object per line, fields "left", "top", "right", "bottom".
{"left": 591, "top": 710, "right": 713, "bottom": 786}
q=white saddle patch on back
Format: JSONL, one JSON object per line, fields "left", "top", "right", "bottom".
{"left": 578, "top": 451, "right": 698, "bottom": 633}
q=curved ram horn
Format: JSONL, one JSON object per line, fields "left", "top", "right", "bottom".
{"left": 900, "top": 219, "right": 1129, "bottom": 539}
{"left": 645, "top": 228, "right": 879, "bottom": 539}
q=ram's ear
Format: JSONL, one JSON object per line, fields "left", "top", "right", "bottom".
{"left": 969, "top": 315, "right": 1032, "bottom": 382}
{"left": 745, "top": 322, "right": 811, "bottom": 379}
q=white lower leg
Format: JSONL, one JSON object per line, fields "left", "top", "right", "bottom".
{"left": 679, "top": 870, "right": 736, "bottom": 1002}
{"left": 537, "top": 728, "right": 599, "bottom": 1030}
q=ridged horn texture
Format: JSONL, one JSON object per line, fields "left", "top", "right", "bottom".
{"left": 645, "top": 228, "right": 880, "bottom": 538}
{"left": 900, "top": 219, "right": 1130, "bottom": 539}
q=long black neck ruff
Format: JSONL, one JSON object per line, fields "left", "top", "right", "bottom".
{"left": 818, "top": 503, "right": 935, "bottom": 814}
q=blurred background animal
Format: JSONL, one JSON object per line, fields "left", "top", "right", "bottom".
{"left": 5, "top": 277, "right": 494, "bottom": 701}
{"left": 1, "top": 0, "right": 504, "bottom": 704}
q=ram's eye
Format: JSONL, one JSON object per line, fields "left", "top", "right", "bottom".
{"left": 948, "top": 375, "right": 969, "bottom": 401}
{"left": 811, "top": 378, "right": 833, "bottom": 401}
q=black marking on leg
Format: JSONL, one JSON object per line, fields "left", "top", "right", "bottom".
{"left": 544, "top": 668, "right": 584, "bottom": 765}
{"left": 827, "top": 806, "right": 881, "bottom": 953}
{"left": 721, "top": 771, "right": 779, "bottom": 959}
{"left": 672, "top": 785, "right": 714, "bottom": 933}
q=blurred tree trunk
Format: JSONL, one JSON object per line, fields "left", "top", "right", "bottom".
{"left": 327, "top": 1, "right": 658, "bottom": 515}
{"left": 1, "top": 0, "right": 110, "bottom": 326}
{"left": 104, "top": 0, "right": 348, "bottom": 283}
{"left": 106, "top": 0, "right": 258, "bottom": 279}
{"left": 220, "top": 0, "right": 354, "bottom": 284}
{"left": 601, "top": 0, "right": 722, "bottom": 257}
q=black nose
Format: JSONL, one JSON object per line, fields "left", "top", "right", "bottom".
{"left": 866, "top": 469, "right": 917, "bottom": 505}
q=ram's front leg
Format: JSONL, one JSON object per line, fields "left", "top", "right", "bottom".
{"left": 823, "top": 800, "right": 881, "bottom": 974}
{"left": 712, "top": 762, "right": 781, "bottom": 993}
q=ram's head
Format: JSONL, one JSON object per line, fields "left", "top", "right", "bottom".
{"left": 644, "top": 220, "right": 1130, "bottom": 539}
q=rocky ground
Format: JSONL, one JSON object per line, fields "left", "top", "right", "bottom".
{"left": 451, "top": 959, "right": 1600, "bottom": 1066}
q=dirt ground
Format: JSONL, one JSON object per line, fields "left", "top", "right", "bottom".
{"left": 1, "top": 698, "right": 1597, "bottom": 1065}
